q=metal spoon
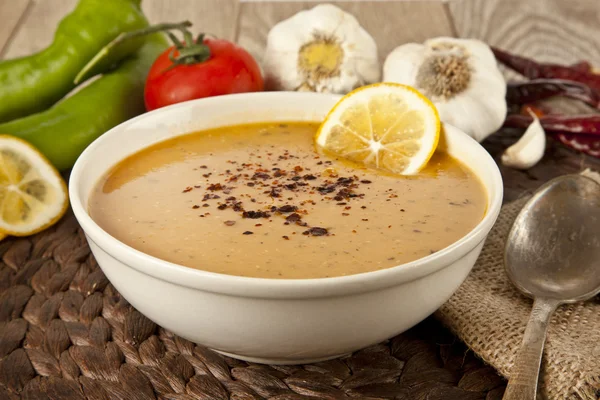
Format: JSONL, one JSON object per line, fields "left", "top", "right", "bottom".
{"left": 502, "top": 174, "right": 600, "bottom": 400}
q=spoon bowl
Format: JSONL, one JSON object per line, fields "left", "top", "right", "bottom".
{"left": 505, "top": 174, "right": 600, "bottom": 302}
{"left": 502, "top": 174, "right": 600, "bottom": 400}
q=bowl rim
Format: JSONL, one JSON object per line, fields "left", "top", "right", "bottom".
{"left": 69, "top": 92, "right": 503, "bottom": 299}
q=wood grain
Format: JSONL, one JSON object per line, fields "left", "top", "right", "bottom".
{"left": 3, "top": 0, "right": 77, "bottom": 59}
{"left": 449, "top": 0, "right": 600, "bottom": 74}
{"left": 237, "top": 0, "right": 455, "bottom": 65}
{"left": 0, "top": 0, "right": 30, "bottom": 58}
{"left": 143, "top": 0, "right": 239, "bottom": 41}
{"left": 2, "top": 0, "right": 239, "bottom": 59}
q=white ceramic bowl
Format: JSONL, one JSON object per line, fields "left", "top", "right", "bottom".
{"left": 70, "top": 92, "right": 503, "bottom": 365}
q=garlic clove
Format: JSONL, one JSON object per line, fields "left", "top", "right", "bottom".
{"left": 501, "top": 112, "right": 546, "bottom": 170}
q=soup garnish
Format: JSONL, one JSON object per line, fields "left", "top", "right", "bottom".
{"left": 89, "top": 122, "right": 486, "bottom": 279}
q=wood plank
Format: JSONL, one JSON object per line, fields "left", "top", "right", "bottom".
{"left": 143, "top": 0, "right": 239, "bottom": 41}
{"left": 237, "top": 0, "right": 454, "bottom": 65}
{"left": 0, "top": 0, "right": 31, "bottom": 58}
{"left": 449, "top": 0, "right": 600, "bottom": 70}
{"left": 3, "top": 0, "right": 238, "bottom": 59}
{"left": 3, "top": 0, "right": 77, "bottom": 58}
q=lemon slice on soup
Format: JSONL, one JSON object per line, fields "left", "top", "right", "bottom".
{"left": 316, "top": 83, "right": 441, "bottom": 175}
{"left": 0, "top": 135, "right": 68, "bottom": 236}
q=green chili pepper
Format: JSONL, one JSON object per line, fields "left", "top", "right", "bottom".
{"left": 0, "top": 0, "right": 149, "bottom": 123}
{"left": 0, "top": 34, "right": 168, "bottom": 170}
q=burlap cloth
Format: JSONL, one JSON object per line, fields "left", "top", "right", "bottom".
{"left": 436, "top": 170, "right": 600, "bottom": 400}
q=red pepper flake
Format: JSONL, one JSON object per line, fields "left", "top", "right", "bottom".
{"left": 362, "top": 219, "right": 369, "bottom": 221}
{"left": 242, "top": 210, "right": 270, "bottom": 219}
{"left": 294, "top": 166, "right": 303, "bottom": 172}
{"left": 342, "top": 213, "right": 350, "bottom": 216}
{"left": 317, "top": 184, "right": 336, "bottom": 194}
{"left": 255, "top": 224, "right": 262, "bottom": 227}
{"left": 282, "top": 235, "right": 290, "bottom": 240}
{"left": 337, "top": 177, "right": 354, "bottom": 186}
{"left": 334, "top": 188, "right": 352, "bottom": 201}
{"left": 243, "top": 231, "right": 254, "bottom": 235}
{"left": 336, "top": 202, "right": 347, "bottom": 205}
{"left": 192, "top": 205, "right": 200, "bottom": 209}
{"left": 344, "top": 206, "right": 351, "bottom": 210}
{"left": 182, "top": 187, "right": 193, "bottom": 193}
{"left": 302, "top": 227, "right": 329, "bottom": 236}
{"left": 273, "top": 170, "right": 286, "bottom": 177}
{"left": 224, "top": 220, "right": 236, "bottom": 226}
{"left": 252, "top": 172, "right": 271, "bottom": 180}
{"left": 285, "top": 213, "right": 302, "bottom": 223}
{"left": 352, "top": 230, "right": 357, "bottom": 233}
{"left": 277, "top": 205, "right": 297, "bottom": 213}
{"left": 360, "top": 180, "right": 372, "bottom": 184}
{"left": 388, "top": 225, "right": 392, "bottom": 228}
{"left": 207, "top": 183, "right": 223, "bottom": 191}
{"left": 203, "top": 193, "right": 220, "bottom": 201}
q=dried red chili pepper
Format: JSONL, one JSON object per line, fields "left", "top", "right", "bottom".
{"left": 506, "top": 79, "right": 600, "bottom": 110}
{"left": 570, "top": 61, "right": 593, "bottom": 73}
{"left": 551, "top": 132, "right": 600, "bottom": 158}
{"left": 504, "top": 114, "right": 600, "bottom": 135}
{"left": 492, "top": 47, "right": 600, "bottom": 91}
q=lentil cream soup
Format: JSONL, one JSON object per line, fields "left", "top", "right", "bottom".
{"left": 89, "top": 122, "right": 487, "bottom": 279}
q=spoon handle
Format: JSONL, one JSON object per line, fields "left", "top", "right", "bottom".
{"left": 503, "top": 298, "right": 559, "bottom": 400}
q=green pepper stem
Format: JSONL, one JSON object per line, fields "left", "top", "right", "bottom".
{"left": 74, "top": 21, "right": 206, "bottom": 85}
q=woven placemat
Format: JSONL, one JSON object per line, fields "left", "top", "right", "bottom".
{"left": 0, "top": 209, "right": 506, "bottom": 399}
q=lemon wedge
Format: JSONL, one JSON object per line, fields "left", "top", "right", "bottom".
{"left": 316, "top": 83, "right": 441, "bottom": 175}
{"left": 0, "top": 135, "right": 68, "bottom": 236}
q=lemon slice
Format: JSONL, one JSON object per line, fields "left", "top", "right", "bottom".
{"left": 316, "top": 83, "right": 441, "bottom": 175}
{"left": 0, "top": 135, "right": 68, "bottom": 236}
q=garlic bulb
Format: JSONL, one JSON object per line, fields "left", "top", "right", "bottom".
{"left": 502, "top": 112, "right": 546, "bottom": 169}
{"left": 383, "top": 37, "right": 506, "bottom": 142}
{"left": 262, "top": 4, "right": 380, "bottom": 93}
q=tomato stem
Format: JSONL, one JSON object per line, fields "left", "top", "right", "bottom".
{"left": 76, "top": 21, "right": 212, "bottom": 83}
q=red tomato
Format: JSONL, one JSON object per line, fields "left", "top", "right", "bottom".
{"left": 144, "top": 38, "right": 263, "bottom": 111}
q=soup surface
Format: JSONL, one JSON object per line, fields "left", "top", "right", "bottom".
{"left": 89, "top": 122, "right": 487, "bottom": 279}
